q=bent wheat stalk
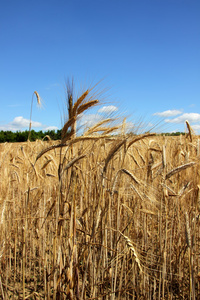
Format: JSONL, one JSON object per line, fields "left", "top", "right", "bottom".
{"left": 128, "top": 132, "right": 156, "bottom": 149}
{"left": 165, "top": 162, "right": 196, "bottom": 180}
{"left": 28, "top": 91, "right": 42, "bottom": 141}
{"left": 121, "top": 168, "right": 140, "bottom": 184}
{"left": 103, "top": 138, "right": 127, "bottom": 173}
{"left": 186, "top": 120, "right": 193, "bottom": 142}
{"left": 85, "top": 118, "right": 113, "bottom": 135}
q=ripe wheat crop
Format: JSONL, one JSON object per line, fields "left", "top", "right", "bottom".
{"left": 0, "top": 88, "right": 200, "bottom": 299}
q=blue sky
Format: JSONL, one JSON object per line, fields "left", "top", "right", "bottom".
{"left": 0, "top": 0, "right": 200, "bottom": 134}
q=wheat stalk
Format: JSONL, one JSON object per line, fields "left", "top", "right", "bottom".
{"left": 186, "top": 120, "right": 193, "bottom": 142}
{"left": 85, "top": 118, "right": 112, "bottom": 135}
{"left": 185, "top": 212, "right": 191, "bottom": 248}
{"left": 28, "top": 91, "right": 42, "bottom": 141}
{"left": 0, "top": 201, "right": 6, "bottom": 225}
{"left": 120, "top": 232, "right": 142, "bottom": 272}
{"left": 165, "top": 162, "right": 196, "bottom": 180}
{"left": 61, "top": 116, "right": 76, "bottom": 143}
{"left": 77, "top": 100, "right": 99, "bottom": 115}
{"left": 42, "top": 135, "right": 51, "bottom": 141}
{"left": 103, "top": 139, "right": 127, "bottom": 173}
{"left": 197, "top": 185, "right": 200, "bottom": 212}
{"left": 127, "top": 132, "right": 156, "bottom": 149}
{"left": 33, "top": 91, "right": 41, "bottom": 106}
{"left": 72, "top": 90, "right": 89, "bottom": 116}
{"left": 121, "top": 168, "right": 140, "bottom": 185}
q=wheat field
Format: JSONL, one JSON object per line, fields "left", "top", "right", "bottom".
{"left": 0, "top": 88, "right": 200, "bottom": 299}
{"left": 0, "top": 132, "right": 200, "bottom": 299}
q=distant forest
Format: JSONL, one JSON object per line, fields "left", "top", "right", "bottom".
{"left": 0, "top": 130, "right": 186, "bottom": 143}
{"left": 0, "top": 130, "right": 62, "bottom": 143}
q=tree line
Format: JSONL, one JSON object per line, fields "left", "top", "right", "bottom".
{"left": 0, "top": 129, "right": 62, "bottom": 143}
{"left": 0, "top": 129, "right": 186, "bottom": 143}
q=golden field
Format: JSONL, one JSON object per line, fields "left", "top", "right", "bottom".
{"left": 0, "top": 132, "right": 200, "bottom": 299}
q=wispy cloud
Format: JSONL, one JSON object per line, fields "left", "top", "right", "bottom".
{"left": 189, "top": 104, "right": 195, "bottom": 108}
{"left": 45, "top": 83, "right": 61, "bottom": 90}
{"left": 165, "top": 113, "right": 200, "bottom": 124}
{"left": 98, "top": 105, "right": 118, "bottom": 114}
{"left": 153, "top": 110, "right": 182, "bottom": 117}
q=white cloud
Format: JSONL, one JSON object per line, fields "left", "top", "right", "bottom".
{"left": 12, "top": 116, "right": 41, "bottom": 128}
{"left": 165, "top": 113, "right": 200, "bottom": 124}
{"left": 98, "top": 105, "right": 118, "bottom": 114}
{"left": 78, "top": 113, "right": 102, "bottom": 129}
{"left": 192, "top": 124, "right": 200, "bottom": 131}
{"left": 122, "top": 121, "right": 135, "bottom": 133}
{"left": 147, "top": 122, "right": 154, "bottom": 128}
{"left": 44, "top": 126, "right": 59, "bottom": 131}
{"left": 153, "top": 110, "right": 182, "bottom": 117}
{"left": 0, "top": 116, "right": 60, "bottom": 132}
{"left": 0, "top": 116, "right": 42, "bottom": 131}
